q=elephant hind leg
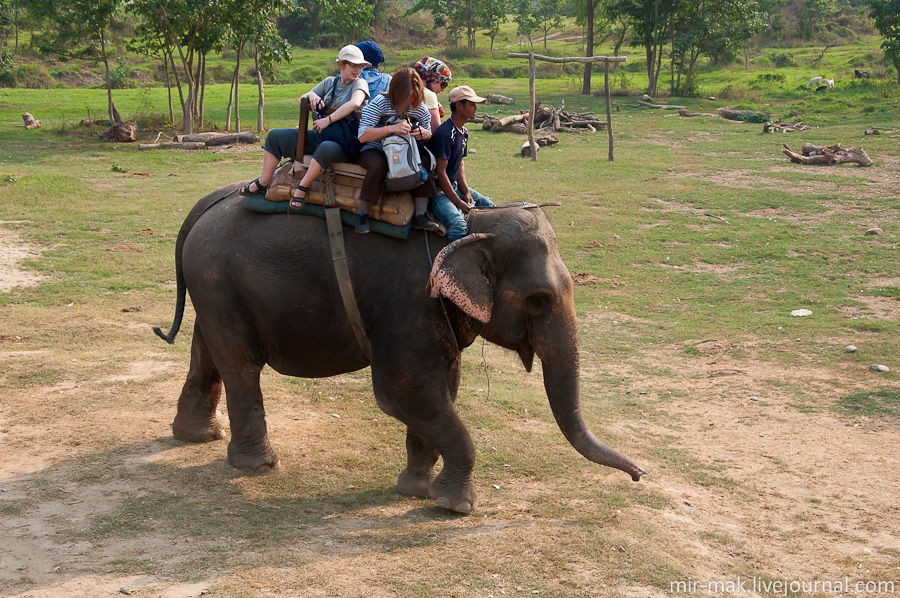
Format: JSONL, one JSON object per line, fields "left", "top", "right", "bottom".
{"left": 396, "top": 428, "right": 439, "bottom": 498}
{"left": 173, "top": 323, "right": 226, "bottom": 443}
{"left": 220, "top": 361, "right": 280, "bottom": 473}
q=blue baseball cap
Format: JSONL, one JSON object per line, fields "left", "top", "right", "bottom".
{"left": 355, "top": 41, "right": 384, "bottom": 68}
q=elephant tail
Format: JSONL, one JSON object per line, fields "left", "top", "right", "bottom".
{"left": 153, "top": 184, "right": 240, "bottom": 344}
{"left": 152, "top": 220, "right": 189, "bottom": 344}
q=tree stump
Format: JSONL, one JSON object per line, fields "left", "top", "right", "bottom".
{"left": 100, "top": 121, "right": 137, "bottom": 142}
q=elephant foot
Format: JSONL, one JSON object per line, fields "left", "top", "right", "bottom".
{"left": 428, "top": 472, "right": 477, "bottom": 514}
{"left": 396, "top": 468, "right": 436, "bottom": 498}
{"left": 227, "top": 440, "right": 280, "bottom": 473}
{"left": 172, "top": 415, "right": 226, "bottom": 443}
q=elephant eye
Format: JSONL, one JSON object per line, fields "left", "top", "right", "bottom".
{"left": 525, "top": 293, "right": 550, "bottom": 316}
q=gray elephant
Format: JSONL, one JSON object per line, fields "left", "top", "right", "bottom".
{"left": 154, "top": 183, "right": 645, "bottom": 513}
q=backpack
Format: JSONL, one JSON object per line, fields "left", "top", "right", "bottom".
{"left": 382, "top": 116, "right": 435, "bottom": 192}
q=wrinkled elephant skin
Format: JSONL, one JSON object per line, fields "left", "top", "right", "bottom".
{"left": 155, "top": 185, "right": 645, "bottom": 513}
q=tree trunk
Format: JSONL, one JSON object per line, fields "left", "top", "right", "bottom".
{"left": 255, "top": 47, "right": 265, "bottom": 134}
{"left": 199, "top": 54, "right": 206, "bottom": 131}
{"left": 581, "top": 0, "right": 595, "bottom": 95}
{"left": 100, "top": 33, "right": 117, "bottom": 125}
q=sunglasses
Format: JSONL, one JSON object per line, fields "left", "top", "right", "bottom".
{"left": 439, "top": 82, "right": 448, "bottom": 90}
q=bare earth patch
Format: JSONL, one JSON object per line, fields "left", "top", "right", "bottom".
{"left": 0, "top": 223, "right": 45, "bottom": 293}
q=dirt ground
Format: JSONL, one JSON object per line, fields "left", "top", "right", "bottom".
{"left": 1, "top": 227, "right": 898, "bottom": 598}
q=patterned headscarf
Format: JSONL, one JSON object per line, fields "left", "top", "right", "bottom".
{"left": 414, "top": 56, "right": 452, "bottom": 85}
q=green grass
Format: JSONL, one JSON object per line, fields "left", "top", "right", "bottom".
{"left": 833, "top": 389, "right": 900, "bottom": 417}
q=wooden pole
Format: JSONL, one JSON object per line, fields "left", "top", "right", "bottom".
{"left": 297, "top": 97, "right": 310, "bottom": 160}
{"left": 605, "top": 61, "right": 613, "bottom": 161}
{"left": 528, "top": 52, "right": 537, "bottom": 162}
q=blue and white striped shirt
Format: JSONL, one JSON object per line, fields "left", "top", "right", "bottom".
{"left": 358, "top": 94, "right": 432, "bottom": 153}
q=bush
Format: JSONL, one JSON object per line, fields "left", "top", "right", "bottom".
{"left": 769, "top": 52, "right": 797, "bottom": 68}
{"left": 287, "top": 65, "right": 328, "bottom": 83}
{"left": 1, "top": 62, "right": 55, "bottom": 88}
{"left": 465, "top": 63, "right": 495, "bottom": 78}
{"left": 748, "top": 73, "right": 786, "bottom": 89}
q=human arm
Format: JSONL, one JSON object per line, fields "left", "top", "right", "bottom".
{"left": 358, "top": 98, "right": 412, "bottom": 143}
{"left": 435, "top": 157, "right": 470, "bottom": 214}
{"left": 455, "top": 160, "right": 474, "bottom": 207}
{"left": 428, "top": 108, "right": 440, "bottom": 132}
{"left": 312, "top": 88, "right": 367, "bottom": 132}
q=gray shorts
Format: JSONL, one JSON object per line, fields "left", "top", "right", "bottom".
{"left": 263, "top": 128, "right": 348, "bottom": 170}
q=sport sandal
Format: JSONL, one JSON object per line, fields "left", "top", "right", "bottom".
{"left": 290, "top": 185, "right": 308, "bottom": 209}
{"left": 239, "top": 177, "right": 268, "bottom": 196}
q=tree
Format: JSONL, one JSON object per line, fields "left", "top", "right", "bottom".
{"left": 319, "top": 0, "right": 373, "bottom": 45}
{"left": 481, "top": 0, "right": 509, "bottom": 51}
{"left": 533, "top": 0, "right": 565, "bottom": 48}
{"left": 130, "top": 0, "right": 229, "bottom": 134}
{"left": 29, "top": 0, "right": 124, "bottom": 124}
{"left": 866, "top": 0, "right": 900, "bottom": 84}
{"left": 609, "top": 0, "right": 677, "bottom": 95}
{"left": 513, "top": 0, "right": 540, "bottom": 47}
{"left": 222, "top": 0, "right": 291, "bottom": 133}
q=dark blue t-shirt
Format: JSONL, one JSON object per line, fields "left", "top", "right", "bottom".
{"left": 428, "top": 119, "right": 467, "bottom": 184}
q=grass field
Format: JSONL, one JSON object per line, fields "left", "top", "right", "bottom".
{"left": 1, "top": 64, "right": 899, "bottom": 597}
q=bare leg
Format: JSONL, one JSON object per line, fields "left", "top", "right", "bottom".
{"left": 244, "top": 150, "right": 280, "bottom": 194}
{"left": 291, "top": 158, "right": 324, "bottom": 206}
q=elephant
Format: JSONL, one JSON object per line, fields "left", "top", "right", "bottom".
{"left": 154, "top": 182, "right": 645, "bottom": 514}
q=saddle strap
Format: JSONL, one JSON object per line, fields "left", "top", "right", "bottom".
{"left": 324, "top": 170, "right": 371, "bottom": 360}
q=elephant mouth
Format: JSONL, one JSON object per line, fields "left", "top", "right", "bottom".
{"left": 517, "top": 341, "right": 535, "bottom": 372}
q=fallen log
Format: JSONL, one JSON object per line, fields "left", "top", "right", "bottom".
{"left": 638, "top": 100, "right": 685, "bottom": 111}
{"left": 100, "top": 121, "right": 137, "bottom": 142}
{"left": 22, "top": 113, "right": 41, "bottom": 129}
{"left": 864, "top": 128, "right": 893, "bottom": 135}
{"left": 719, "top": 108, "right": 770, "bottom": 122}
{"left": 678, "top": 108, "right": 717, "bottom": 117}
{"left": 537, "top": 135, "right": 559, "bottom": 147}
{"left": 763, "top": 122, "right": 812, "bottom": 133}
{"left": 496, "top": 113, "right": 529, "bottom": 128}
{"left": 174, "top": 131, "right": 260, "bottom": 146}
{"left": 138, "top": 142, "right": 208, "bottom": 150}
{"left": 782, "top": 143, "right": 873, "bottom": 167}
{"left": 484, "top": 93, "right": 515, "bottom": 105}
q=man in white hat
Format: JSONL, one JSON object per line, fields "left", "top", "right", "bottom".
{"left": 427, "top": 85, "right": 495, "bottom": 240}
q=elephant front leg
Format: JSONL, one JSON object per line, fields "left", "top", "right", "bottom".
{"left": 172, "top": 324, "right": 226, "bottom": 443}
{"left": 396, "top": 429, "right": 439, "bottom": 498}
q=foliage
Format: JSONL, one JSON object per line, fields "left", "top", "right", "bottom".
{"left": 318, "top": 0, "right": 374, "bottom": 45}
{"left": 865, "top": 0, "right": 900, "bottom": 84}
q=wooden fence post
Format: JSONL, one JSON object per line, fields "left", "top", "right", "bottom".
{"left": 605, "top": 61, "right": 613, "bottom": 161}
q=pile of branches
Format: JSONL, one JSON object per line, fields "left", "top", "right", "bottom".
{"left": 482, "top": 102, "right": 607, "bottom": 134}
{"left": 782, "top": 143, "right": 873, "bottom": 167}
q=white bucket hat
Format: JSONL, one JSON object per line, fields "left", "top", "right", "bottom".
{"left": 336, "top": 45, "right": 370, "bottom": 66}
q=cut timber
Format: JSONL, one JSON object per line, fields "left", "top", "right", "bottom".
{"left": 497, "top": 113, "right": 529, "bottom": 127}
{"left": 782, "top": 143, "right": 873, "bottom": 167}
{"left": 719, "top": 108, "right": 770, "bottom": 121}
{"left": 22, "top": 113, "right": 41, "bottom": 129}
{"left": 678, "top": 107, "right": 717, "bottom": 117}
{"left": 484, "top": 93, "right": 515, "bottom": 105}
{"left": 865, "top": 128, "right": 893, "bottom": 135}
{"left": 138, "top": 142, "right": 207, "bottom": 150}
{"left": 763, "top": 122, "right": 812, "bottom": 133}
{"left": 638, "top": 100, "right": 685, "bottom": 110}
{"left": 174, "top": 131, "right": 260, "bottom": 146}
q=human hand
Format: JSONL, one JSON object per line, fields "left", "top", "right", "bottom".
{"left": 313, "top": 115, "right": 330, "bottom": 131}
{"left": 392, "top": 121, "right": 411, "bottom": 135}
{"left": 305, "top": 92, "right": 322, "bottom": 109}
{"left": 454, "top": 197, "right": 471, "bottom": 214}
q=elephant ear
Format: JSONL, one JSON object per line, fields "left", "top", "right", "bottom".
{"left": 427, "top": 233, "right": 495, "bottom": 323}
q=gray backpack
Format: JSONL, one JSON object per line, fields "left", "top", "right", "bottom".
{"left": 382, "top": 116, "right": 435, "bottom": 192}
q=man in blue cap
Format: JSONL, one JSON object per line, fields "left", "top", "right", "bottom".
{"left": 355, "top": 41, "right": 391, "bottom": 97}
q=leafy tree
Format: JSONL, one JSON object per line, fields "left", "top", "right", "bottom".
{"left": 481, "top": 0, "right": 509, "bottom": 51}
{"left": 533, "top": 0, "right": 565, "bottom": 48}
{"left": 29, "top": 0, "right": 124, "bottom": 123}
{"left": 609, "top": 0, "right": 677, "bottom": 95}
{"left": 130, "top": 0, "right": 229, "bottom": 134}
{"left": 406, "top": 0, "right": 465, "bottom": 48}
{"left": 865, "top": 0, "right": 900, "bottom": 84}
{"left": 319, "top": 0, "right": 374, "bottom": 45}
{"left": 513, "top": 0, "right": 540, "bottom": 47}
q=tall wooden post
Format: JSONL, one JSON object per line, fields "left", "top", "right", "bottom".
{"left": 605, "top": 61, "right": 613, "bottom": 161}
{"left": 527, "top": 52, "right": 537, "bottom": 162}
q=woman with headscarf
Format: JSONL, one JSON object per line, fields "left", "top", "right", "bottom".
{"left": 239, "top": 45, "right": 370, "bottom": 208}
{"left": 414, "top": 56, "right": 452, "bottom": 131}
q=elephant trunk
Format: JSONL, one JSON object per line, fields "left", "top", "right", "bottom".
{"left": 536, "top": 318, "right": 645, "bottom": 481}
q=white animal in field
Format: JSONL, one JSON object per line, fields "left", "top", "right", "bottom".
{"left": 825, "top": 78, "right": 834, "bottom": 88}
{"left": 807, "top": 76, "right": 823, "bottom": 86}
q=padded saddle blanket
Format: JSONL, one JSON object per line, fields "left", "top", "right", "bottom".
{"left": 243, "top": 194, "right": 412, "bottom": 240}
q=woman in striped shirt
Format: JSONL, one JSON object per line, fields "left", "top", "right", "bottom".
{"left": 355, "top": 67, "right": 440, "bottom": 234}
